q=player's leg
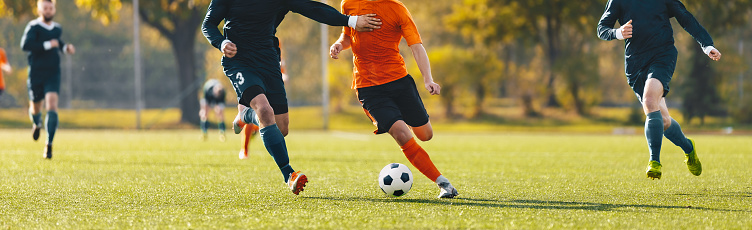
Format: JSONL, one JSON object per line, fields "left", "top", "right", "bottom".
{"left": 214, "top": 104, "right": 226, "bottom": 142}
{"left": 238, "top": 104, "right": 256, "bottom": 159}
{"left": 660, "top": 98, "right": 701, "bottom": 175}
{"left": 410, "top": 122, "right": 433, "bottom": 142}
{"left": 43, "top": 92, "right": 59, "bottom": 159}
{"left": 642, "top": 78, "right": 665, "bottom": 179}
{"left": 28, "top": 79, "right": 44, "bottom": 141}
{"left": 199, "top": 99, "right": 209, "bottom": 140}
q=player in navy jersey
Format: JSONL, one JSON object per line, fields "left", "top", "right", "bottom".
{"left": 598, "top": 0, "right": 721, "bottom": 179}
{"left": 21, "top": 0, "right": 76, "bottom": 159}
{"left": 202, "top": 0, "right": 381, "bottom": 195}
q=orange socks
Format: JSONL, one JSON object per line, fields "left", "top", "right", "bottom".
{"left": 241, "top": 124, "right": 256, "bottom": 154}
{"left": 400, "top": 138, "right": 441, "bottom": 182}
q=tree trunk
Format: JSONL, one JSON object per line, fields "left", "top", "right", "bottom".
{"left": 544, "top": 11, "right": 560, "bottom": 107}
{"left": 471, "top": 82, "right": 485, "bottom": 118}
{"left": 170, "top": 34, "right": 200, "bottom": 124}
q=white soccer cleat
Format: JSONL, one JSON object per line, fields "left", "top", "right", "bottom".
{"left": 238, "top": 150, "right": 248, "bottom": 160}
{"left": 232, "top": 112, "right": 246, "bottom": 134}
{"left": 437, "top": 182, "right": 459, "bottom": 198}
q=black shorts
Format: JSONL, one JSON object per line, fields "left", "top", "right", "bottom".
{"left": 628, "top": 48, "right": 677, "bottom": 102}
{"left": 222, "top": 54, "right": 287, "bottom": 115}
{"left": 27, "top": 69, "right": 61, "bottom": 102}
{"left": 356, "top": 75, "right": 429, "bottom": 134}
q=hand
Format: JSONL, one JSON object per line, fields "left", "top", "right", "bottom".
{"left": 354, "top": 14, "right": 381, "bottom": 32}
{"left": 330, "top": 43, "right": 343, "bottom": 59}
{"left": 620, "top": 20, "right": 633, "bottom": 39}
{"left": 708, "top": 49, "right": 721, "bottom": 61}
{"left": 49, "top": 39, "right": 59, "bottom": 48}
{"left": 1, "top": 64, "right": 11, "bottom": 73}
{"left": 222, "top": 41, "right": 237, "bottom": 58}
{"left": 425, "top": 81, "right": 440, "bottom": 95}
{"left": 66, "top": 44, "right": 76, "bottom": 55}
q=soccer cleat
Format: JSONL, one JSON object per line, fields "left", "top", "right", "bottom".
{"left": 43, "top": 145, "right": 52, "bottom": 159}
{"left": 437, "top": 182, "right": 459, "bottom": 198}
{"left": 219, "top": 131, "right": 226, "bottom": 142}
{"left": 287, "top": 171, "right": 308, "bottom": 195}
{"left": 32, "top": 125, "right": 41, "bottom": 141}
{"left": 232, "top": 112, "right": 246, "bottom": 134}
{"left": 238, "top": 150, "right": 248, "bottom": 160}
{"left": 201, "top": 132, "right": 208, "bottom": 141}
{"left": 646, "top": 161, "right": 662, "bottom": 180}
{"left": 685, "top": 138, "right": 702, "bottom": 176}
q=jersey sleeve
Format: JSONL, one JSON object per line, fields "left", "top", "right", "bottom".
{"left": 57, "top": 26, "right": 67, "bottom": 53}
{"left": 202, "top": 0, "right": 230, "bottom": 50}
{"left": 0, "top": 49, "right": 7, "bottom": 65}
{"left": 285, "top": 0, "right": 349, "bottom": 26}
{"left": 21, "top": 23, "right": 44, "bottom": 52}
{"left": 396, "top": 3, "right": 421, "bottom": 45}
{"left": 597, "top": 0, "right": 622, "bottom": 41}
{"left": 666, "top": 0, "right": 713, "bottom": 49}
{"left": 341, "top": 0, "right": 352, "bottom": 36}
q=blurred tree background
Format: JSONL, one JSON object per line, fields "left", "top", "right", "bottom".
{"left": 0, "top": 0, "right": 751, "bottom": 126}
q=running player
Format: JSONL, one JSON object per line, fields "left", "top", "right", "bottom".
{"left": 0, "top": 47, "right": 11, "bottom": 98}
{"left": 202, "top": 0, "right": 381, "bottom": 194}
{"left": 329, "top": 0, "right": 459, "bottom": 198}
{"left": 200, "top": 79, "right": 228, "bottom": 142}
{"left": 597, "top": 0, "right": 720, "bottom": 179}
{"left": 21, "top": 0, "right": 76, "bottom": 159}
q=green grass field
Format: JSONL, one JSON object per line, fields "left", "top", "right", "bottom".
{"left": 1, "top": 129, "right": 751, "bottom": 229}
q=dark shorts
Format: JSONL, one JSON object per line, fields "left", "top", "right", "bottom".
{"left": 356, "top": 75, "right": 429, "bottom": 134}
{"left": 202, "top": 88, "right": 226, "bottom": 107}
{"left": 628, "top": 49, "right": 677, "bottom": 102}
{"left": 222, "top": 55, "right": 287, "bottom": 115}
{"left": 27, "top": 69, "right": 61, "bottom": 102}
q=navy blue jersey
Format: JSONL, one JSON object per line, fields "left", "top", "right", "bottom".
{"left": 202, "top": 0, "right": 349, "bottom": 52}
{"left": 21, "top": 19, "right": 67, "bottom": 71}
{"left": 597, "top": 0, "right": 713, "bottom": 75}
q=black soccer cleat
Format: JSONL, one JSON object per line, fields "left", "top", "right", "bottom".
{"left": 43, "top": 145, "right": 52, "bottom": 159}
{"left": 32, "top": 125, "right": 41, "bottom": 141}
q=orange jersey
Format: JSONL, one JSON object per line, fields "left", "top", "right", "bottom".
{"left": 342, "top": 0, "right": 422, "bottom": 89}
{"left": 0, "top": 48, "right": 7, "bottom": 89}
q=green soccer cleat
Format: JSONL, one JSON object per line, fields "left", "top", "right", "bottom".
{"left": 646, "top": 161, "right": 662, "bottom": 180}
{"left": 685, "top": 138, "right": 702, "bottom": 176}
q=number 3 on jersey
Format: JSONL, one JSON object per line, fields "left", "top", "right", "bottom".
{"left": 233, "top": 72, "right": 245, "bottom": 89}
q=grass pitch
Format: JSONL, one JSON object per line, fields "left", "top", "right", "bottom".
{"left": 1, "top": 129, "right": 750, "bottom": 229}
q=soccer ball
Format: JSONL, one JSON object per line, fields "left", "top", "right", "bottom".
{"left": 378, "top": 163, "right": 413, "bottom": 197}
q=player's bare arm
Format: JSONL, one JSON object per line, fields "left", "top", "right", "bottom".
{"left": 1, "top": 62, "right": 10, "bottom": 73}
{"left": 409, "top": 43, "right": 439, "bottom": 95}
{"left": 329, "top": 33, "right": 352, "bottom": 59}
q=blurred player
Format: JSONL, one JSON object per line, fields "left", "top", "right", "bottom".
{"left": 598, "top": 0, "right": 719, "bottom": 179}
{"left": 202, "top": 0, "right": 381, "bottom": 194}
{"left": 330, "top": 0, "right": 458, "bottom": 198}
{"left": 0, "top": 47, "right": 11, "bottom": 98}
{"left": 21, "top": 0, "right": 76, "bottom": 159}
{"left": 200, "top": 79, "right": 228, "bottom": 142}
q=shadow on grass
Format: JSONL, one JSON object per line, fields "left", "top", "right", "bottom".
{"left": 303, "top": 196, "right": 749, "bottom": 213}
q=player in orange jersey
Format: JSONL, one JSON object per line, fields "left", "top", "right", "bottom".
{"left": 0, "top": 48, "right": 11, "bottom": 98}
{"left": 330, "top": 0, "right": 458, "bottom": 198}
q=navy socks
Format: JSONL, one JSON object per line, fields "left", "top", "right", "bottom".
{"left": 200, "top": 120, "right": 209, "bottom": 134}
{"left": 30, "top": 112, "right": 42, "bottom": 126}
{"left": 218, "top": 122, "right": 225, "bottom": 133}
{"left": 45, "top": 111, "right": 58, "bottom": 145}
{"left": 259, "top": 124, "right": 294, "bottom": 182}
{"left": 664, "top": 118, "right": 694, "bottom": 154}
{"left": 645, "top": 111, "right": 663, "bottom": 163}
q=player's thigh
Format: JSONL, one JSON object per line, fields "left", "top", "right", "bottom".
{"left": 357, "top": 86, "right": 402, "bottom": 135}
{"left": 388, "top": 120, "right": 414, "bottom": 146}
{"left": 411, "top": 121, "right": 433, "bottom": 142}
{"left": 393, "top": 76, "right": 430, "bottom": 129}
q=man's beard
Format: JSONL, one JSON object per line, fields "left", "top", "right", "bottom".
{"left": 43, "top": 15, "right": 54, "bottom": 22}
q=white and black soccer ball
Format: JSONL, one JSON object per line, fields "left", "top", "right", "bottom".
{"left": 378, "top": 163, "right": 413, "bottom": 197}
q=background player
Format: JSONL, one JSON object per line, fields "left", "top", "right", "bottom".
{"left": 0, "top": 47, "right": 11, "bottom": 98}
{"left": 330, "top": 0, "right": 459, "bottom": 198}
{"left": 597, "top": 0, "right": 720, "bottom": 179}
{"left": 202, "top": 0, "right": 381, "bottom": 195}
{"left": 21, "top": 0, "right": 76, "bottom": 159}
{"left": 200, "top": 79, "right": 228, "bottom": 142}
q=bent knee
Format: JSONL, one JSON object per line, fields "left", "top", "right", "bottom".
{"left": 416, "top": 132, "right": 433, "bottom": 141}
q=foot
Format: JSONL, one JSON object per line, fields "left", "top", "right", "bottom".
{"left": 201, "top": 132, "right": 208, "bottom": 141}
{"left": 646, "top": 160, "right": 662, "bottom": 180}
{"left": 43, "top": 144, "right": 52, "bottom": 159}
{"left": 232, "top": 112, "right": 247, "bottom": 134}
{"left": 437, "top": 182, "right": 459, "bottom": 198}
{"left": 287, "top": 171, "right": 308, "bottom": 195}
{"left": 218, "top": 131, "right": 226, "bottom": 142}
{"left": 238, "top": 150, "right": 248, "bottom": 160}
{"left": 685, "top": 138, "right": 702, "bottom": 176}
{"left": 32, "top": 125, "right": 41, "bottom": 141}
